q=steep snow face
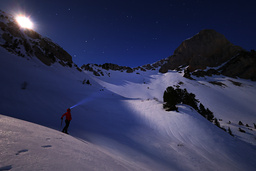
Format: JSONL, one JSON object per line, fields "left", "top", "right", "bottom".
{"left": 1, "top": 47, "right": 256, "bottom": 170}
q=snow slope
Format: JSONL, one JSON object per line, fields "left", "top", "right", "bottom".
{"left": 1, "top": 47, "right": 256, "bottom": 170}
{"left": 0, "top": 114, "right": 141, "bottom": 171}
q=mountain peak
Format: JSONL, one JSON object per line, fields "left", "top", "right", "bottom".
{"left": 0, "top": 10, "right": 74, "bottom": 68}
{"left": 159, "top": 29, "right": 243, "bottom": 73}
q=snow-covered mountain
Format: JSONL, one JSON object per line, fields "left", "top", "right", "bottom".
{"left": 0, "top": 10, "right": 81, "bottom": 71}
{"left": 159, "top": 29, "right": 256, "bottom": 81}
{"left": 0, "top": 10, "right": 256, "bottom": 171}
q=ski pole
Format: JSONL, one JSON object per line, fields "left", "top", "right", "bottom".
{"left": 60, "top": 119, "right": 63, "bottom": 131}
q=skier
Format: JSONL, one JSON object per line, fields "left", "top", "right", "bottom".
{"left": 61, "top": 108, "right": 72, "bottom": 134}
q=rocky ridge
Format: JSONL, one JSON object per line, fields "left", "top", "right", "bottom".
{"left": 220, "top": 50, "right": 256, "bottom": 81}
{"left": 0, "top": 10, "right": 80, "bottom": 70}
{"left": 82, "top": 30, "right": 255, "bottom": 81}
{"left": 158, "top": 29, "right": 256, "bottom": 81}
{"left": 81, "top": 58, "right": 167, "bottom": 76}
{"left": 159, "top": 29, "right": 243, "bottom": 73}
{"left": 1, "top": 10, "right": 255, "bottom": 81}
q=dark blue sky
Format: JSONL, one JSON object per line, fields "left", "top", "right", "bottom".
{"left": 1, "top": 0, "right": 256, "bottom": 67}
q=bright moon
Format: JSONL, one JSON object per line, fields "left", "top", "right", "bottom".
{"left": 16, "top": 16, "right": 33, "bottom": 29}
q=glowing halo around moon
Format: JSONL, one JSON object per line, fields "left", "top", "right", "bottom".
{"left": 15, "top": 15, "right": 34, "bottom": 29}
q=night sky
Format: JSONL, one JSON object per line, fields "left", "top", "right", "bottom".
{"left": 1, "top": 0, "right": 256, "bottom": 67}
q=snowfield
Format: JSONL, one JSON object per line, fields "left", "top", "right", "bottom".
{"left": 1, "top": 47, "right": 256, "bottom": 170}
{"left": 0, "top": 114, "right": 138, "bottom": 171}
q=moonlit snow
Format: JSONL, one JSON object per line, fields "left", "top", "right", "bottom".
{"left": 0, "top": 47, "right": 256, "bottom": 170}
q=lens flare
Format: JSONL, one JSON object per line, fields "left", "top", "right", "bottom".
{"left": 16, "top": 15, "right": 33, "bottom": 29}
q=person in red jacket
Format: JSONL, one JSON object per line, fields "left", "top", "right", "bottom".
{"left": 61, "top": 108, "right": 72, "bottom": 134}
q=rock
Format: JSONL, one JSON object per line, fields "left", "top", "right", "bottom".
{"left": 81, "top": 64, "right": 94, "bottom": 71}
{"left": 159, "top": 29, "right": 242, "bottom": 73}
{"left": 219, "top": 50, "right": 256, "bottom": 81}
{"left": 0, "top": 10, "right": 73, "bottom": 67}
{"left": 93, "top": 70, "right": 100, "bottom": 76}
{"left": 183, "top": 68, "right": 194, "bottom": 80}
{"left": 192, "top": 69, "right": 220, "bottom": 77}
{"left": 126, "top": 67, "right": 133, "bottom": 73}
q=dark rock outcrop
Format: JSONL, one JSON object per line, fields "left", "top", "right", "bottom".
{"left": 81, "top": 63, "right": 135, "bottom": 76}
{"left": 159, "top": 29, "right": 242, "bottom": 73}
{"left": 192, "top": 69, "right": 220, "bottom": 77}
{"left": 219, "top": 50, "right": 256, "bottom": 81}
{"left": 101, "top": 63, "right": 133, "bottom": 72}
{"left": 80, "top": 64, "right": 100, "bottom": 76}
